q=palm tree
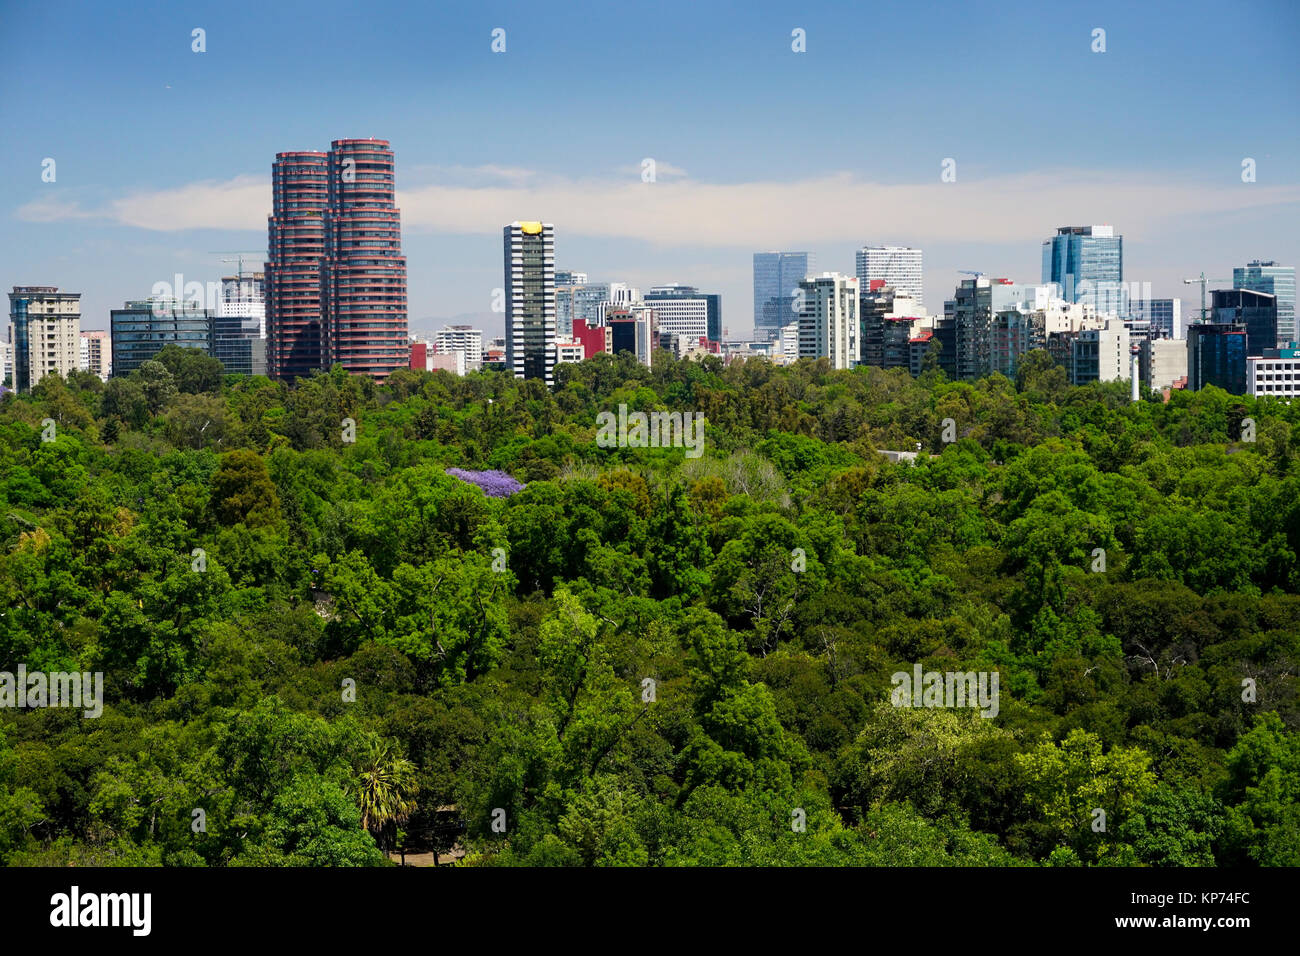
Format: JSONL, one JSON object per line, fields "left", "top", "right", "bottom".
{"left": 354, "top": 737, "right": 419, "bottom": 859}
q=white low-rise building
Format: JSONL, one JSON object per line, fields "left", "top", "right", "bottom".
{"left": 1248, "top": 347, "right": 1300, "bottom": 398}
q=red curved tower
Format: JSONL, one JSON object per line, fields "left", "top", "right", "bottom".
{"left": 266, "top": 151, "right": 328, "bottom": 380}
{"left": 266, "top": 138, "right": 408, "bottom": 381}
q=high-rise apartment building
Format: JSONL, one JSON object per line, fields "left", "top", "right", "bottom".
{"left": 434, "top": 326, "right": 484, "bottom": 371}
{"left": 1070, "top": 319, "right": 1132, "bottom": 386}
{"left": 1234, "top": 261, "right": 1295, "bottom": 346}
{"left": 856, "top": 247, "right": 923, "bottom": 309}
{"left": 7, "top": 286, "right": 81, "bottom": 393}
{"left": 944, "top": 278, "right": 1038, "bottom": 380}
{"left": 1042, "top": 225, "right": 1126, "bottom": 316}
{"left": 266, "top": 151, "right": 327, "bottom": 378}
{"left": 859, "top": 281, "right": 930, "bottom": 370}
{"left": 266, "top": 138, "right": 407, "bottom": 381}
{"left": 796, "top": 273, "right": 860, "bottom": 370}
{"left": 754, "top": 252, "right": 813, "bottom": 342}
{"left": 79, "top": 330, "right": 111, "bottom": 380}
{"left": 504, "top": 221, "right": 557, "bottom": 385}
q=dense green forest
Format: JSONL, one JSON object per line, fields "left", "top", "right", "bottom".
{"left": 1, "top": 346, "right": 1297, "bottom": 867}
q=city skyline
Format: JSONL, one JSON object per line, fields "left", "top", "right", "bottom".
{"left": 2, "top": 0, "right": 1297, "bottom": 338}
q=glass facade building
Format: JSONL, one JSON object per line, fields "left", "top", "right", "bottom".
{"left": 1188, "top": 323, "right": 1248, "bottom": 394}
{"left": 110, "top": 299, "right": 213, "bottom": 377}
{"left": 754, "top": 252, "right": 812, "bottom": 342}
{"left": 1042, "top": 225, "right": 1127, "bottom": 316}
{"left": 1211, "top": 288, "right": 1278, "bottom": 358}
{"left": 1234, "top": 261, "right": 1295, "bottom": 347}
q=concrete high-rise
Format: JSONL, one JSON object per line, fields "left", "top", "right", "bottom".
{"left": 754, "top": 252, "right": 813, "bottom": 342}
{"left": 1234, "top": 261, "right": 1295, "bottom": 346}
{"left": 856, "top": 247, "right": 923, "bottom": 308}
{"left": 504, "top": 221, "right": 557, "bottom": 385}
{"left": 7, "top": 286, "right": 81, "bottom": 393}
{"left": 266, "top": 138, "right": 407, "bottom": 381}
{"left": 796, "top": 273, "right": 860, "bottom": 370}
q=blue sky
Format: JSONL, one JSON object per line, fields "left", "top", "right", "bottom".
{"left": 2, "top": 0, "right": 1297, "bottom": 337}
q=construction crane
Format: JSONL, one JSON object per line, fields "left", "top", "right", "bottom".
{"left": 1183, "top": 272, "right": 1231, "bottom": 324}
{"left": 207, "top": 250, "right": 265, "bottom": 278}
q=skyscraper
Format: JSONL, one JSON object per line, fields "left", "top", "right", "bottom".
{"left": 7, "top": 286, "right": 81, "bottom": 393}
{"left": 754, "top": 252, "right": 812, "bottom": 342}
{"left": 1234, "top": 261, "right": 1295, "bottom": 346}
{"left": 266, "top": 139, "right": 407, "bottom": 381}
{"left": 324, "top": 139, "right": 407, "bottom": 378}
{"left": 856, "top": 247, "right": 923, "bottom": 308}
{"left": 266, "top": 151, "right": 327, "bottom": 379}
{"left": 1042, "top": 225, "right": 1126, "bottom": 316}
{"left": 504, "top": 221, "right": 556, "bottom": 385}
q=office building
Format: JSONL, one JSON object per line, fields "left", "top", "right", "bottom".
{"left": 212, "top": 271, "right": 266, "bottom": 376}
{"left": 504, "top": 220, "right": 557, "bottom": 385}
{"left": 1211, "top": 288, "right": 1277, "bottom": 358}
{"left": 266, "top": 138, "right": 407, "bottom": 381}
{"left": 1042, "top": 225, "right": 1126, "bottom": 316}
{"left": 572, "top": 283, "right": 612, "bottom": 328}
{"left": 79, "top": 330, "right": 111, "bottom": 380}
{"left": 1234, "top": 261, "right": 1295, "bottom": 347}
{"left": 643, "top": 285, "right": 722, "bottom": 343}
{"left": 1130, "top": 297, "right": 1182, "bottom": 340}
{"left": 1248, "top": 347, "right": 1300, "bottom": 398}
{"left": 856, "top": 247, "right": 923, "bottom": 308}
{"left": 7, "top": 286, "right": 81, "bottom": 393}
{"left": 110, "top": 298, "right": 213, "bottom": 377}
{"left": 1187, "top": 323, "right": 1248, "bottom": 394}
{"left": 754, "top": 252, "right": 813, "bottom": 342}
{"left": 796, "top": 273, "right": 860, "bottom": 370}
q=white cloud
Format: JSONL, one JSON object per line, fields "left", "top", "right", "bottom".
{"left": 13, "top": 167, "right": 1298, "bottom": 249}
